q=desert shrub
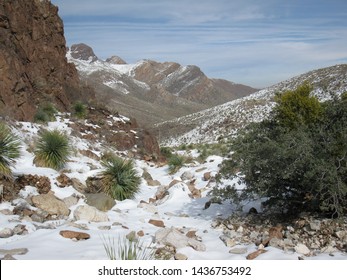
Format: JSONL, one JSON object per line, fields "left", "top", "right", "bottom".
{"left": 73, "top": 101, "right": 88, "bottom": 119}
{"left": 218, "top": 84, "right": 347, "bottom": 217}
{"left": 34, "top": 102, "right": 57, "bottom": 123}
{"left": 0, "top": 123, "right": 20, "bottom": 178}
{"left": 101, "top": 156, "right": 141, "bottom": 201}
{"left": 168, "top": 154, "right": 186, "bottom": 174}
{"left": 34, "top": 129, "right": 71, "bottom": 170}
{"left": 160, "top": 146, "right": 173, "bottom": 159}
{"left": 103, "top": 235, "right": 155, "bottom": 260}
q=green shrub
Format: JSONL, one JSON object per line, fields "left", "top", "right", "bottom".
{"left": 160, "top": 146, "right": 173, "bottom": 159}
{"left": 219, "top": 84, "right": 347, "bottom": 217}
{"left": 34, "top": 103, "right": 57, "bottom": 123}
{"left": 73, "top": 101, "right": 88, "bottom": 119}
{"left": 0, "top": 123, "right": 20, "bottom": 178}
{"left": 34, "top": 129, "right": 71, "bottom": 170}
{"left": 101, "top": 156, "right": 141, "bottom": 201}
{"left": 103, "top": 235, "right": 155, "bottom": 260}
{"left": 168, "top": 154, "right": 186, "bottom": 174}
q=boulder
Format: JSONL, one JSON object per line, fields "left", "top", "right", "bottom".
{"left": 85, "top": 193, "right": 116, "bottom": 212}
{"left": 180, "top": 171, "right": 194, "bottom": 181}
{"left": 155, "top": 227, "right": 206, "bottom": 251}
{"left": 294, "top": 243, "right": 310, "bottom": 255}
{"left": 31, "top": 193, "right": 70, "bottom": 216}
{"left": 0, "top": 228, "right": 14, "bottom": 238}
{"left": 149, "top": 219, "right": 165, "bottom": 228}
{"left": 73, "top": 205, "right": 109, "bottom": 222}
{"left": 71, "top": 178, "right": 88, "bottom": 193}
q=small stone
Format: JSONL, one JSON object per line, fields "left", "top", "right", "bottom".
{"left": 294, "top": 243, "right": 310, "bottom": 255}
{"left": 229, "top": 247, "right": 248, "bottom": 254}
{"left": 246, "top": 249, "right": 267, "bottom": 260}
{"left": 13, "top": 224, "right": 27, "bottom": 235}
{"left": 203, "top": 172, "right": 211, "bottom": 181}
{"left": 180, "top": 171, "right": 194, "bottom": 181}
{"left": 236, "top": 226, "right": 244, "bottom": 233}
{"left": 309, "top": 220, "right": 321, "bottom": 231}
{"left": 248, "top": 207, "right": 258, "bottom": 214}
{"left": 220, "top": 235, "right": 236, "bottom": 247}
{"left": 335, "top": 230, "right": 346, "bottom": 240}
{"left": 321, "top": 245, "right": 338, "bottom": 254}
{"left": 98, "top": 226, "right": 111, "bottom": 230}
{"left": 174, "top": 253, "right": 188, "bottom": 260}
{"left": 186, "top": 230, "right": 197, "bottom": 239}
{"left": 137, "top": 230, "right": 145, "bottom": 237}
{"left": 59, "top": 230, "right": 90, "bottom": 240}
{"left": 149, "top": 219, "right": 165, "bottom": 228}
{"left": 0, "top": 228, "right": 14, "bottom": 238}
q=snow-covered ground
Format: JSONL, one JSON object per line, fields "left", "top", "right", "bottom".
{"left": 0, "top": 116, "right": 346, "bottom": 260}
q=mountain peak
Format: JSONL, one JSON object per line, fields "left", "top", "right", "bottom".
{"left": 106, "top": 55, "right": 127, "bottom": 65}
{"left": 70, "top": 43, "right": 98, "bottom": 63}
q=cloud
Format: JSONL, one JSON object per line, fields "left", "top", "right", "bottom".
{"left": 52, "top": 0, "right": 347, "bottom": 88}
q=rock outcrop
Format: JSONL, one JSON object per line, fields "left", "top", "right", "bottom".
{"left": 0, "top": 0, "right": 91, "bottom": 121}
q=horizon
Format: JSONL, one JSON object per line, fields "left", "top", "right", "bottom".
{"left": 51, "top": 0, "right": 347, "bottom": 88}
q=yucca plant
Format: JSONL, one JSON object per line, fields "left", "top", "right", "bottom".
{"left": 34, "top": 129, "right": 71, "bottom": 170}
{"left": 34, "top": 102, "right": 57, "bottom": 123}
{"left": 168, "top": 154, "right": 186, "bottom": 174}
{"left": 102, "top": 235, "right": 155, "bottom": 260}
{"left": 73, "top": 101, "right": 88, "bottom": 119}
{"left": 101, "top": 155, "right": 141, "bottom": 201}
{"left": 0, "top": 123, "right": 20, "bottom": 178}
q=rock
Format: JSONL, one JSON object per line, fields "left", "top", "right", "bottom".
{"left": 269, "top": 238, "right": 285, "bottom": 249}
{"left": 85, "top": 176, "right": 104, "bottom": 193}
{"left": 71, "top": 178, "right": 88, "bottom": 193}
{"left": 106, "top": 55, "right": 127, "bottom": 65}
{"left": 70, "top": 43, "right": 98, "bottom": 62}
{"left": 186, "top": 230, "right": 197, "bottom": 239}
{"left": 335, "top": 230, "right": 347, "bottom": 240}
{"left": 248, "top": 207, "right": 258, "bottom": 214}
{"left": 73, "top": 205, "right": 109, "bottom": 222}
{"left": 229, "top": 247, "right": 248, "bottom": 254}
{"left": 15, "top": 174, "right": 51, "bottom": 194}
{"left": 31, "top": 193, "right": 70, "bottom": 216}
{"left": 0, "top": 228, "right": 14, "bottom": 238}
{"left": 0, "top": 248, "right": 28, "bottom": 255}
{"left": 220, "top": 235, "right": 236, "bottom": 247}
{"left": 180, "top": 171, "right": 194, "bottom": 181}
{"left": 147, "top": 179, "right": 161, "bottom": 187}
{"left": 155, "top": 227, "right": 206, "bottom": 251}
{"left": 294, "top": 243, "right": 310, "bottom": 255}
{"left": 79, "top": 149, "right": 100, "bottom": 161}
{"left": 246, "top": 249, "right": 267, "bottom": 260}
{"left": 142, "top": 169, "right": 153, "bottom": 181}
{"left": 174, "top": 253, "right": 188, "bottom": 260}
{"left": 59, "top": 230, "right": 90, "bottom": 240}
{"left": 138, "top": 202, "right": 158, "bottom": 214}
{"left": 56, "top": 174, "right": 73, "bottom": 188}
{"left": 13, "top": 224, "right": 27, "bottom": 235}
{"left": 0, "top": 209, "right": 13, "bottom": 215}
{"left": 63, "top": 195, "right": 79, "bottom": 208}
{"left": 309, "top": 220, "right": 321, "bottom": 231}
{"left": 321, "top": 245, "right": 339, "bottom": 254}
{"left": 137, "top": 230, "right": 145, "bottom": 237}
{"left": 149, "top": 219, "right": 165, "bottom": 228}
{"left": 98, "top": 226, "right": 111, "bottom": 230}
{"left": 85, "top": 193, "right": 116, "bottom": 211}
{"left": 154, "top": 186, "right": 170, "bottom": 201}
{"left": 168, "top": 180, "right": 181, "bottom": 188}
{"left": 203, "top": 172, "right": 211, "bottom": 181}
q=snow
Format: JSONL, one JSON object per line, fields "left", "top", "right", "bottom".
{"left": 1, "top": 117, "right": 346, "bottom": 261}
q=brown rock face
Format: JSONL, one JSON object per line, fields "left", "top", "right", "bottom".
{"left": 70, "top": 43, "right": 98, "bottom": 62}
{"left": 0, "top": 0, "right": 88, "bottom": 121}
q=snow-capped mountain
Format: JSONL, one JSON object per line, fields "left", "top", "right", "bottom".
{"left": 156, "top": 64, "right": 347, "bottom": 146}
{"left": 67, "top": 43, "right": 257, "bottom": 127}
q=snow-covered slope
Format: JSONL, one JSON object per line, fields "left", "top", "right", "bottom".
{"left": 157, "top": 64, "right": 347, "bottom": 145}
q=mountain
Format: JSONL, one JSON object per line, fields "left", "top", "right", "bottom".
{"left": 68, "top": 43, "right": 257, "bottom": 127}
{"left": 156, "top": 64, "right": 347, "bottom": 145}
{"left": 0, "top": 0, "right": 91, "bottom": 121}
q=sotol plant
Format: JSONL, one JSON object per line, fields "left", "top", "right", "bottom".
{"left": 101, "top": 155, "right": 141, "bottom": 201}
{"left": 0, "top": 123, "right": 20, "bottom": 178}
{"left": 34, "top": 129, "right": 71, "bottom": 170}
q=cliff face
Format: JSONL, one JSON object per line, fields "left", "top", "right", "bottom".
{"left": 0, "top": 0, "right": 85, "bottom": 121}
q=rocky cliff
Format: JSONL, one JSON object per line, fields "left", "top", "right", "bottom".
{"left": 0, "top": 0, "right": 88, "bottom": 121}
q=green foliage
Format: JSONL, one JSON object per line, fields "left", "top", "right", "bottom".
{"left": 160, "top": 146, "right": 173, "bottom": 159}
{"left": 34, "top": 129, "right": 71, "bottom": 170}
{"left": 101, "top": 155, "right": 141, "bottom": 201}
{"left": 103, "top": 235, "right": 155, "bottom": 260}
{"left": 168, "top": 154, "right": 186, "bottom": 174}
{"left": 73, "top": 101, "right": 88, "bottom": 119}
{"left": 273, "top": 82, "right": 323, "bottom": 129}
{"left": 0, "top": 123, "right": 20, "bottom": 178}
{"left": 220, "top": 84, "right": 347, "bottom": 217}
{"left": 34, "top": 103, "right": 57, "bottom": 123}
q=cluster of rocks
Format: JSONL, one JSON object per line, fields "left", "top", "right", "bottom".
{"left": 213, "top": 213, "right": 347, "bottom": 259}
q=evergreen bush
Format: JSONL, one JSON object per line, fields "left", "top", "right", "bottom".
{"left": 0, "top": 123, "right": 20, "bottom": 178}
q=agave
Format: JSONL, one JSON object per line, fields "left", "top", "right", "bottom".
{"left": 0, "top": 123, "right": 20, "bottom": 178}
{"left": 34, "top": 129, "right": 70, "bottom": 170}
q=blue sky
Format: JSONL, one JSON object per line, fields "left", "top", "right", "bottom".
{"left": 51, "top": 0, "right": 347, "bottom": 88}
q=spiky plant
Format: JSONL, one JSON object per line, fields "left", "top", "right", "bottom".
{"left": 101, "top": 156, "right": 141, "bottom": 201}
{"left": 34, "top": 102, "right": 57, "bottom": 123}
{"left": 34, "top": 129, "right": 71, "bottom": 170}
{"left": 102, "top": 235, "right": 155, "bottom": 260}
{"left": 0, "top": 123, "right": 20, "bottom": 178}
{"left": 73, "top": 101, "right": 88, "bottom": 119}
{"left": 168, "top": 154, "right": 186, "bottom": 174}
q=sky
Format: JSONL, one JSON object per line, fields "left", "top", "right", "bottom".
{"left": 51, "top": 0, "right": 347, "bottom": 88}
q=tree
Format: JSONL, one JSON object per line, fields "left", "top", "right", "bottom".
{"left": 218, "top": 85, "right": 347, "bottom": 217}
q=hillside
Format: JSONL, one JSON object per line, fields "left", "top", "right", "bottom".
{"left": 155, "top": 64, "right": 347, "bottom": 145}
{"left": 68, "top": 43, "right": 257, "bottom": 127}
